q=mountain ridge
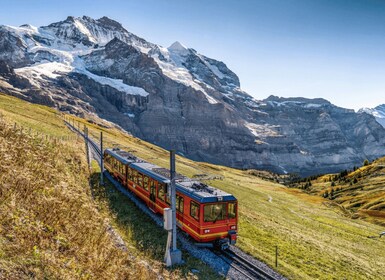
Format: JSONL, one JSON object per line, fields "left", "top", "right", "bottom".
{"left": 1, "top": 15, "right": 385, "bottom": 176}
{"left": 359, "top": 104, "right": 385, "bottom": 128}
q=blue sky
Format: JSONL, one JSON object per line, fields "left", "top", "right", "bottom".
{"left": 1, "top": 0, "right": 385, "bottom": 109}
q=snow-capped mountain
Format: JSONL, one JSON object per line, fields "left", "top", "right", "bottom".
{"left": 1, "top": 15, "right": 385, "bottom": 176}
{"left": 358, "top": 105, "right": 385, "bottom": 128}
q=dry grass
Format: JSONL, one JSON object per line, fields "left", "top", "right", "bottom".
{"left": 0, "top": 94, "right": 220, "bottom": 279}
{"left": 0, "top": 117, "right": 140, "bottom": 279}
{"left": 302, "top": 158, "right": 385, "bottom": 226}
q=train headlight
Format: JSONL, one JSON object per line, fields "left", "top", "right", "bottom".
{"left": 204, "top": 229, "right": 210, "bottom": 234}
{"left": 230, "top": 225, "right": 236, "bottom": 230}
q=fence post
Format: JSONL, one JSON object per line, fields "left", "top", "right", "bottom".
{"left": 84, "top": 125, "right": 90, "bottom": 168}
{"left": 275, "top": 246, "right": 278, "bottom": 268}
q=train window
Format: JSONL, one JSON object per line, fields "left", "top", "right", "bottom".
{"left": 176, "top": 195, "right": 184, "bottom": 213}
{"left": 166, "top": 185, "right": 170, "bottom": 205}
{"left": 138, "top": 173, "right": 143, "bottom": 188}
{"left": 204, "top": 203, "right": 226, "bottom": 222}
{"left": 149, "top": 180, "right": 155, "bottom": 192}
{"left": 190, "top": 201, "right": 200, "bottom": 221}
{"left": 143, "top": 176, "right": 149, "bottom": 191}
{"left": 114, "top": 158, "right": 118, "bottom": 169}
{"left": 133, "top": 170, "right": 138, "bottom": 184}
{"left": 158, "top": 183, "right": 165, "bottom": 201}
{"left": 127, "top": 168, "right": 133, "bottom": 181}
{"left": 228, "top": 202, "right": 236, "bottom": 219}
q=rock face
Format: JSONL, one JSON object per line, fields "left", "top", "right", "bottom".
{"left": 359, "top": 105, "right": 385, "bottom": 128}
{"left": 1, "top": 16, "right": 385, "bottom": 176}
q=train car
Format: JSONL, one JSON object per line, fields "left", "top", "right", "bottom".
{"left": 103, "top": 148, "right": 238, "bottom": 249}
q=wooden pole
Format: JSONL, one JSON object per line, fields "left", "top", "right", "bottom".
{"left": 84, "top": 125, "right": 90, "bottom": 168}
{"left": 275, "top": 246, "right": 278, "bottom": 267}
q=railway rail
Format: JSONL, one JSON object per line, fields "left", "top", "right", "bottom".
{"left": 217, "top": 247, "right": 281, "bottom": 280}
{"left": 64, "top": 120, "right": 102, "bottom": 159}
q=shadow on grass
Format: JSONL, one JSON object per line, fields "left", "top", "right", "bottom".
{"left": 89, "top": 171, "right": 222, "bottom": 279}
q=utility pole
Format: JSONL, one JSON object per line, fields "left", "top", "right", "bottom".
{"left": 100, "top": 131, "right": 104, "bottom": 185}
{"left": 164, "top": 150, "right": 182, "bottom": 266}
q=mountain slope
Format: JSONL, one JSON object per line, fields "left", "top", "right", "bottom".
{"left": 359, "top": 104, "right": 385, "bottom": 128}
{"left": 1, "top": 16, "right": 385, "bottom": 176}
{"left": 293, "top": 156, "right": 385, "bottom": 226}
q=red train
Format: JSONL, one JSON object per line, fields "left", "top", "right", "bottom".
{"left": 103, "top": 148, "right": 238, "bottom": 249}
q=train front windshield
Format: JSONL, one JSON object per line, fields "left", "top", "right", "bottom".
{"left": 204, "top": 202, "right": 237, "bottom": 222}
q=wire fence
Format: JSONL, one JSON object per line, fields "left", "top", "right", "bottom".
{"left": 9, "top": 121, "right": 80, "bottom": 144}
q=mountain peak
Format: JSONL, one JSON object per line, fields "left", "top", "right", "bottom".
{"left": 168, "top": 41, "right": 188, "bottom": 53}
{"left": 97, "top": 16, "right": 125, "bottom": 31}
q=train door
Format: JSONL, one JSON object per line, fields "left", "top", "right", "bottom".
{"left": 176, "top": 194, "right": 184, "bottom": 227}
{"left": 149, "top": 180, "right": 156, "bottom": 212}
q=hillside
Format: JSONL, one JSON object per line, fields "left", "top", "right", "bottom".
{"left": 65, "top": 103, "right": 385, "bottom": 279}
{"left": 291, "top": 158, "right": 385, "bottom": 226}
{"left": 1, "top": 15, "right": 385, "bottom": 176}
{"left": 1, "top": 94, "right": 385, "bottom": 279}
{"left": 0, "top": 93, "right": 219, "bottom": 279}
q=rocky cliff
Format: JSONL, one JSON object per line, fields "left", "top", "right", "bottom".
{"left": 1, "top": 16, "right": 385, "bottom": 176}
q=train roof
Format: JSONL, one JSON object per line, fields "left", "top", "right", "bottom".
{"left": 105, "top": 148, "right": 236, "bottom": 203}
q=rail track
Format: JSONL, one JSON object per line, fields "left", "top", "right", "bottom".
{"left": 217, "top": 247, "right": 280, "bottom": 280}
{"left": 64, "top": 120, "right": 102, "bottom": 160}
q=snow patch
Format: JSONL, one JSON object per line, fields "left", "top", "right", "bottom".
{"left": 207, "top": 63, "right": 224, "bottom": 79}
{"left": 80, "top": 67, "right": 149, "bottom": 96}
{"left": 304, "top": 103, "right": 323, "bottom": 108}
{"left": 73, "top": 19, "right": 96, "bottom": 43}
{"left": 14, "top": 41, "right": 149, "bottom": 97}
{"left": 154, "top": 53, "right": 218, "bottom": 104}
{"left": 124, "top": 112, "right": 135, "bottom": 118}
{"left": 278, "top": 165, "right": 288, "bottom": 174}
{"left": 14, "top": 61, "right": 72, "bottom": 86}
